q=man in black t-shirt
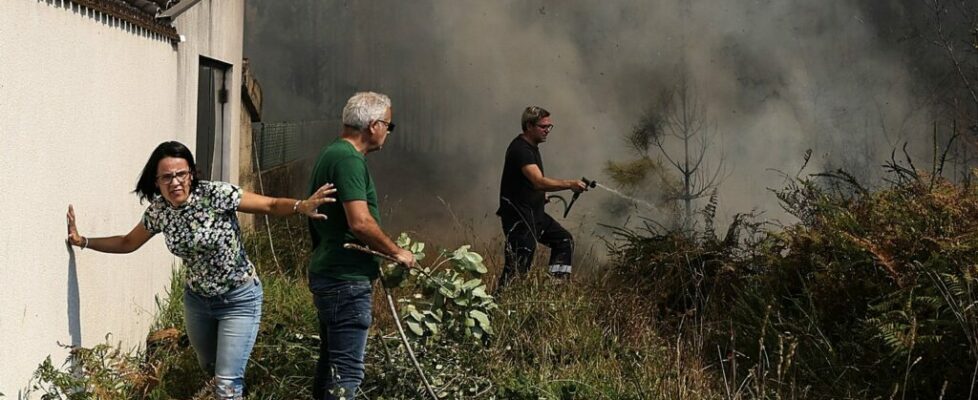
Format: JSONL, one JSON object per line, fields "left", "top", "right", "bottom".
{"left": 496, "top": 106, "right": 588, "bottom": 287}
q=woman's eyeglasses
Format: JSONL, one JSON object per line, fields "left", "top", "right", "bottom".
{"left": 157, "top": 170, "right": 191, "bottom": 185}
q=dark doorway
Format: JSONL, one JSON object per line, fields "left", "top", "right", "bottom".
{"left": 196, "top": 57, "right": 231, "bottom": 180}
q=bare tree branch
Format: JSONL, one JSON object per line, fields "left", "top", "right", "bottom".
{"left": 927, "top": 0, "right": 978, "bottom": 112}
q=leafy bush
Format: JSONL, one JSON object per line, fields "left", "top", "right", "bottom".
{"left": 384, "top": 234, "right": 498, "bottom": 343}
{"left": 29, "top": 336, "right": 166, "bottom": 400}
{"left": 608, "top": 168, "right": 978, "bottom": 398}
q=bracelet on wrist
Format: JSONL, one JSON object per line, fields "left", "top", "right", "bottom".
{"left": 292, "top": 200, "right": 302, "bottom": 214}
{"left": 81, "top": 237, "right": 89, "bottom": 250}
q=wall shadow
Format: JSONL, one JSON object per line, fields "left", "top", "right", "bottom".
{"left": 66, "top": 242, "right": 81, "bottom": 347}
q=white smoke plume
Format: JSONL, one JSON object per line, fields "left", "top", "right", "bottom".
{"left": 245, "top": 0, "right": 947, "bottom": 245}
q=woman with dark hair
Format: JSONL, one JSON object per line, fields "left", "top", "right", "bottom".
{"left": 65, "top": 141, "right": 336, "bottom": 399}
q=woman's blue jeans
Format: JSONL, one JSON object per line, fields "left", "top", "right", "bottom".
{"left": 309, "top": 277, "right": 373, "bottom": 400}
{"left": 183, "top": 277, "right": 263, "bottom": 399}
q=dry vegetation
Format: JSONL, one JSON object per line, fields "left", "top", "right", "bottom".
{"left": 28, "top": 166, "right": 978, "bottom": 399}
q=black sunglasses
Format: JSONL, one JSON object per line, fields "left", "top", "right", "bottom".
{"left": 376, "top": 119, "right": 396, "bottom": 133}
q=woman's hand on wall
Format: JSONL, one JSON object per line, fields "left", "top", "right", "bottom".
{"left": 66, "top": 205, "right": 85, "bottom": 247}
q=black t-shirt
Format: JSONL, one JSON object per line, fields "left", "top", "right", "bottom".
{"left": 497, "top": 135, "right": 547, "bottom": 221}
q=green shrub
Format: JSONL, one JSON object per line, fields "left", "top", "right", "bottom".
{"left": 605, "top": 168, "right": 978, "bottom": 398}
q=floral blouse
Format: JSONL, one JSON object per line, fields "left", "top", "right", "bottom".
{"left": 142, "top": 181, "right": 254, "bottom": 297}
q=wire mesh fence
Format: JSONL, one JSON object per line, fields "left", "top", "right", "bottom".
{"left": 252, "top": 120, "right": 337, "bottom": 170}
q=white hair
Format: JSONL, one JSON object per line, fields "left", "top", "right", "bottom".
{"left": 342, "top": 91, "right": 391, "bottom": 130}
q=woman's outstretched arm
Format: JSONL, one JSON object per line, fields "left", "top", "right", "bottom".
{"left": 66, "top": 205, "right": 154, "bottom": 253}
{"left": 237, "top": 183, "right": 337, "bottom": 220}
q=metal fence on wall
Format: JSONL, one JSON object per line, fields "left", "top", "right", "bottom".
{"left": 252, "top": 120, "right": 337, "bottom": 170}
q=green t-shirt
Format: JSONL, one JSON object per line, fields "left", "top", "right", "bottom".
{"left": 307, "top": 138, "right": 381, "bottom": 281}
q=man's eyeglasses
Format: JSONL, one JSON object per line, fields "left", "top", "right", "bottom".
{"left": 157, "top": 170, "right": 191, "bottom": 185}
{"left": 375, "top": 119, "right": 396, "bottom": 133}
{"left": 536, "top": 124, "right": 554, "bottom": 132}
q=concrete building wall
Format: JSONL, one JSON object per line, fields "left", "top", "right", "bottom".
{"left": 175, "top": 0, "right": 245, "bottom": 184}
{"left": 0, "top": 0, "right": 244, "bottom": 396}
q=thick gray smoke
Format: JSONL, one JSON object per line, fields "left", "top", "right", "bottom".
{"left": 244, "top": 0, "right": 959, "bottom": 247}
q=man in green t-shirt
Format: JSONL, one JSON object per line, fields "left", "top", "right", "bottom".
{"left": 307, "top": 91, "right": 416, "bottom": 400}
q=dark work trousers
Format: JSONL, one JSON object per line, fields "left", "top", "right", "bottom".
{"left": 499, "top": 212, "right": 574, "bottom": 288}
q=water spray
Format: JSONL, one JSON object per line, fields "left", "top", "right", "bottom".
{"left": 593, "top": 182, "right": 657, "bottom": 210}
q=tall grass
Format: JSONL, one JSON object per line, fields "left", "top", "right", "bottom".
{"left": 31, "top": 210, "right": 727, "bottom": 399}
{"left": 42, "top": 168, "right": 978, "bottom": 399}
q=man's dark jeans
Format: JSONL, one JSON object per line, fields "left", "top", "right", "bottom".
{"left": 309, "top": 276, "right": 373, "bottom": 400}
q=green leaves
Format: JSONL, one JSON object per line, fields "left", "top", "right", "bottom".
{"left": 390, "top": 234, "right": 498, "bottom": 344}
{"left": 381, "top": 233, "right": 429, "bottom": 288}
{"left": 469, "top": 310, "right": 490, "bottom": 326}
{"left": 29, "top": 339, "right": 153, "bottom": 399}
{"left": 451, "top": 245, "right": 488, "bottom": 274}
{"left": 396, "top": 232, "right": 427, "bottom": 262}
{"left": 468, "top": 309, "right": 493, "bottom": 336}
{"left": 406, "top": 320, "right": 425, "bottom": 336}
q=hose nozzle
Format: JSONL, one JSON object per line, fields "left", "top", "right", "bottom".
{"left": 562, "top": 176, "right": 597, "bottom": 218}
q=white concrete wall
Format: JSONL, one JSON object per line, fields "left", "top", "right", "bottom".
{"left": 0, "top": 0, "right": 244, "bottom": 396}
